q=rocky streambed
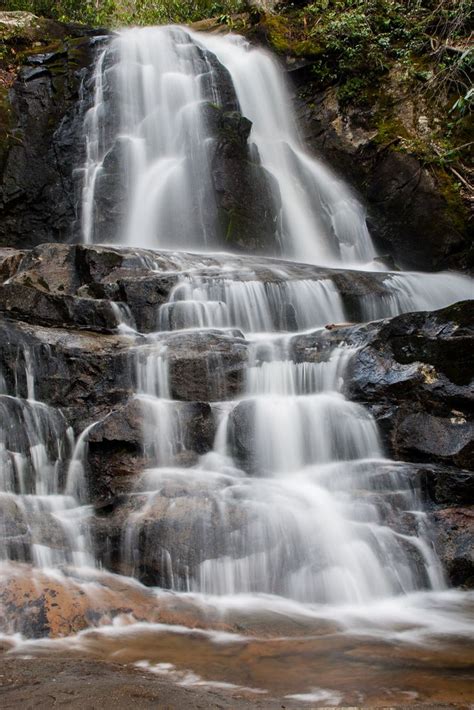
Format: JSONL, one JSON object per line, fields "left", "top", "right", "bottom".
{"left": 0, "top": 13, "right": 473, "bottom": 706}
{"left": 0, "top": 243, "right": 472, "bottom": 623}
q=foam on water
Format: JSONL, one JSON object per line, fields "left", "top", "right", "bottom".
{"left": 1, "top": 22, "right": 473, "bottom": 704}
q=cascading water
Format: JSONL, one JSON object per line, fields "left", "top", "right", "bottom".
{"left": 124, "top": 323, "right": 445, "bottom": 603}
{"left": 81, "top": 26, "right": 375, "bottom": 263}
{"left": 1, "top": 21, "right": 473, "bottom": 706}
{"left": 82, "top": 27, "right": 232, "bottom": 249}
{"left": 78, "top": 20, "right": 471, "bottom": 612}
{"left": 0, "top": 348, "right": 93, "bottom": 569}
{"left": 191, "top": 30, "right": 375, "bottom": 265}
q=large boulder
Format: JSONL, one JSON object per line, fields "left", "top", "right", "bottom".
{"left": 347, "top": 300, "right": 474, "bottom": 469}
{"left": 0, "top": 563, "right": 232, "bottom": 638}
{"left": 210, "top": 108, "right": 281, "bottom": 253}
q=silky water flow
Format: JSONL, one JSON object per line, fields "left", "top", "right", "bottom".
{"left": 1, "top": 24, "right": 473, "bottom": 705}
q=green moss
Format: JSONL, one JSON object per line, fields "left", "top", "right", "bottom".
{"left": 374, "top": 117, "right": 408, "bottom": 146}
{"left": 0, "top": 85, "right": 15, "bottom": 162}
{"left": 337, "top": 76, "right": 372, "bottom": 107}
{"left": 435, "top": 168, "right": 469, "bottom": 233}
{"left": 261, "top": 13, "right": 322, "bottom": 57}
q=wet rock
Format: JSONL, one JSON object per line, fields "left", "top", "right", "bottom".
{"left": 0, "top": 494, "right": 74, "bottom": 563}
{"left": 295, "top": 85, "right": 471, "bottom": 271}
{"left": 0, "top": 495, "right": 28, "bottom": 538}
{"left": 0, "top": 243, "right": 175, "bottom": 333}
{"left": 430, "top": 507, "right": 474, "bottom": 588}
{"left": 228, "top": 399, "right": 257, "bottom": 473}
{"left": 88, "top": 399, "right": 144, "bottom": 446}
{"left": 0, "top": 318, "right": 132, "bottom": 431}
{"left": 83, "top": 399, "right": 216, "bottom": 503}
{"left": 366, "top": 151, "right": 469, "bottom": 272}
{"left": 116, "top": 274, "right": 179, "bottom": 332}
{"left": 164, "top": 330, "right": 248, "bottom": 401}
{"left": 394, "top": 412, "right": 473, "bottom": 470}
{"left": 91, "top": 476, "right": 254, "bottom": 587}
{"left": 0, "top": 248, "right": 25, "bottom": 283}
{"left": 89, "top": 139, "right": 129, "bottom": 245}
{"left": 348, "top": 301, "right": 474, "bottom": 469}
{"left": 419, "top": 465, "right": 474, "bottom": 507}
{"left": 0, "top": 563, "right": 211, "bottom": 638}
{"left": 84, "top": 399, "right": 145, "bottom": 500}
{"left": 0, "top": 281, "right": 120, "bottom": 332}
{"left": 0, "top": 23, "right": 110, "bottom": 250}
{"left": 330, "top": 270, "right": 391, "bottom": 322}
{"left": 0, "top": 392, "right": 70, "bottom": 461}
{"left": 211, "top": 108, "right": 281, "bottom": 253}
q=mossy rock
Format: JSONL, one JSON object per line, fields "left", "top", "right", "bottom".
{"left": 254, "top": 12, "right": 323, "bottom": 57}
{"left": 0, "top": 11, "right": 68, "bottom": 45}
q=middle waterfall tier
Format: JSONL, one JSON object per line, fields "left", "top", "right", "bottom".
{"left": 149, "top": 258, "right": 472, "bottom": 334}
{"left": 107, "top": 337, "right": 444, "bottom": 602}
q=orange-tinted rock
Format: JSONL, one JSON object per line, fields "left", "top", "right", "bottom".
{"left": 0, "top": 564, "right": 233, "bottom": 638}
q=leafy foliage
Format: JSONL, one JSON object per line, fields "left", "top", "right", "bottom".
{"left": 265, "top": 1, "right": 472, "bottom": 204}
{"left": 0, "top": 0, "right": 247, "bottom": 26}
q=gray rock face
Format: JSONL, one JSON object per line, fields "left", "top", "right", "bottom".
{"left": 347, "top": 300, "right": 474, "bottom": 470}
{"left": 295, "top": 85, "right": 472, "bottom": 272}
{"left": 0, "top": 242, "right": 472, "bottom": 590}
{"left": 430, "top": 507, "right": 474, "bottom": 588}
{"left": 0, "top": 28, "right": 110, "bottom": 250}
{"left": 210, "top": 108, "right": 281, "bottom": 253}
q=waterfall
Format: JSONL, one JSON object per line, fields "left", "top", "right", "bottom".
{"left": 81, "top": 27, "right": 227, "bottom": 249}
{"left": 0, "top": 349, "right": 95, "bottom": 569}
{"left": 125, "top": 323, "right": 446, "bottom": 601}
{"left": 191, "top": 30, "right": 376, "bottom": 265}
{"left": 74, "top": 25, "right": 471, "bottom": 604}
{"left": 81, "top": 25, "right": 375, "bottom": 264}
{"left": 1, "top": 24, "right": 472, "bottom": 699}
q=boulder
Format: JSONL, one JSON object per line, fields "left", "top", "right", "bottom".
{"left": 0, "top": 317, "right": 132, "bottom": 431}
{"left": 84, "top": 399, "right": 216, "bottom": 503}
{"left": 210, "top": 108, "right": 281, "bottom": 253}
{"left": 430, "top": 507, "right": 474, "bottom": 588}
{"left": 164, "top": 330, "right": 248, "bottom": 401}
{"left": 348, "top": 300, "right": 474, "bottom": 469}
{"left": 0, "top": 563, "right": 230, "bottom": 638}
{"left": 0, "top": 281, "right": 120, "bottom": 332}
{"left": 420, "top": 466, "right": 474, "bottom": 507}
{"left": 91, "top": 471, "right": 260, "bottom": 588}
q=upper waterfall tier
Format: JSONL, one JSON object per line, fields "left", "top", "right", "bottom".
{"left": 81, "top": 26, "right": 375, "bottom": 265}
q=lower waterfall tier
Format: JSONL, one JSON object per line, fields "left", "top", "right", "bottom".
{"left": 0, "top": 242, "right": 472, "bottom": 591}
{"left": 0, "top": 242, "right": 472, "bottom": 703}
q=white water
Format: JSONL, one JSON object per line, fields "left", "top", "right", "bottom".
{"left": 156, "top": 265, "right": 472, "bottom": 334}
{"left": 1, "top": 24, "right": 473, "bottom": 702}
{"left": 125, "top": 337, "right": 445, "bottom": 603}
{"left": 0, "top": 350, "right": 94, "bottom": 569}
{"left": 159, "top": 274, "right": 346, "bottom": 332}
{"left": 82, "top": 27, "right": 223, "bottom": 249}
{"left": 77, "top": 24, "right": 472, "bottom": 608}
{"left": 81, "top": 26, "right": 375, "bottom": 264}
{"left": 192, "top": 30, "right": 375, "bottom": 264}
